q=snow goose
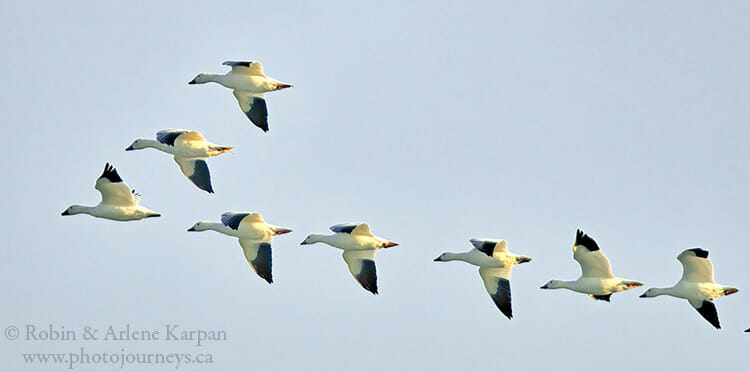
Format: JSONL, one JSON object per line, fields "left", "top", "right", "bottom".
{"left": 61, "top": 163, "right": 160, "bottom": 221}
{"left": 639, "top": 248, "right": 739, "bottom": 329}
{"left": 187, "top": 212, "right": 292, "bottom": 283}
{"left": 540, "top": 229, "right": 643, "bottom": 301}
{"left": 434, "top": 238, "right": 532, "bottom": 319}
{"left": 300, "top": 223, "right": 398, "bottom": 294}
{"left": 126, "top": 129, "right": 232, "bottom": 193}
{"left": 189, "top": 61, "right": 293, "bottom": 133}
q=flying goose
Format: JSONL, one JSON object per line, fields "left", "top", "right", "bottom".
{"left": 126, "top": 129, "right": 232, "bottom": 193}
{"left": 61, "top": 163, "right": 160, "bottom": 221}
{"left": 540, "top": 229, "right": 643, "bottom": 301}
{"left": 434, "top": 238, "right": 532, "bottom": 319}
{"left": 640, "top": 248, "right": 739, "bottom": 329}
{"left": 300, "top": 223, "right": 398, "bottom": 294}
{"left": 187, "top": 212, "right": 292, "bottom": 283}
{"left": 189, "top": 61, "right": 293, "bottom": 132}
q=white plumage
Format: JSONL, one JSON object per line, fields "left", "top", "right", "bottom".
{"left": 434, "top": 238, "right": 532, "bottom": 319}
{"left": 640, "top": 248, "right": 739, "bottom": 329}
{"left": 61, "top": 163, "right": 160, "bottom": 221}
{"left": 189, "top": 61, "right": 293, "bottom": 133}
{"left": 300, "top": 223, "right": 398, "bottom": 294}
{"left": 187, "top": 212, "right": 292, "bottom": 283}
{"left": 126, "top": 129, "right": 232, "bottom": 193}
{"left": 540, "top": 229, "right": 643, "bottom": 302}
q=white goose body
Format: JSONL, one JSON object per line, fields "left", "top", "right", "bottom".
{"left": 189, "top": 61, "right": 293, "bottom": 133}
{"left": 640, "top": 248, "right": 739, "bottom": 329}
{"left": 62, "top": 163, "right": 160, "bottom": 221}
{"left": 126, "top": 129, "right": 231, "bottom": 193}
{"left": 434, "top": 238, "right": 532, "bottom": 319}
{"left": 301, "top": 223, "right": 399, "bottom": 295}
{"left": 302, "top": 232, "right": 386, "bottom": 251}
{"left": 188, "top": 212, "right": 292, "bottom": 284}
{"left": 193, "top": 72, "right": 279, "bottom": 93}
{"left": 540, "top": 229, "right": 643, "bottom": 301}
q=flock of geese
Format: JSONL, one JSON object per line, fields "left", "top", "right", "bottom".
{"left": 61, "top": 60, "right": 747, "bottom": 332}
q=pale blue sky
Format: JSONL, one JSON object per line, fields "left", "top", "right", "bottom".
{"left": 1, "top": 1, "right": 748, "bottom": 371}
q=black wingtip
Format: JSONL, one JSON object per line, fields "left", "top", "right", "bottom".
{"left": 251, "top": 242, "right": 273, "bottom": 284}
{"left": 591, "top": 293, "right": 612, "bottom": 302}
{"left": 224, "top": 61, "right": 254, "bottom": 67}
{"left": 188, "top": 160, "right": 214, "bottom": 193}
{"left": 244, "top": 97, "right": 269, "bottom": 132}
{"left": 575, "top": 229, "right": 600, "bottom": 252}
{"left": 686, "top": 248, "right": 709, "bottom": 259}
{"left": 100, "top": 163, "right": 123, "bottom": 183}
{"left": 696, "top": 301, "right": 721, "bottom": 329}
{"left": 491, "top": 278, "right": 513, "bottom": 319}
{"left": 476, "top": 241, "right": 496, "bottom": 257}
{"left": 356, "top": 260, "right": 378, "bottom": 295}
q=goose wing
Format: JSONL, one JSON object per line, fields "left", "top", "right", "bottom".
{"left": 678, "top": 248, "right": 715, "bottom": 283}
{"left": 573, "top": 230, "right": 614, "bottom": 278}
{"left": 94, "top": 163, "right": 137, "bottom": 207}
{"left": 232, "top": 90, "right": 269, "bottom": 132}
{"left": 238, "top": 239, "right": 273, "bottom": 284}
{"left": 478, "top": 266, "right": 514, "bottom": 319}
{"left": 470, "top": 238, "right": 508, "bottom": 258}
{"left": 223, "top": 61, "right": 265, "bottom": 76}
{"left": 330, "top": 223, "right": 373, "bottom": 236}
{"left": 173, "top": 157, "right": 213, "bottom": 193}
{"left": 342, "top": 250, "right": 378, "bottom": 294}
{"left": 221, "top": 212, "right": 264, "bottom": 231}
{"left": 689, "top": 299, "right": 721, "bottom": 329}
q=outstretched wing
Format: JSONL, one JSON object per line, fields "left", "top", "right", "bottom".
{"left": 156, "top": 129, "right": 187, "bottom": 145}
{"left": 238, "top": 239, "right": 273, "bottom": 284}
{"left": 223, "top": 61, "right": 265, "bottom": 76}
{"left": 573, "top": 230, "right": 614, "bottom": 278}
{"left": 330, "top": 223, "right": 373, "bottom": 236}
{"left": 232, "top": 90, "right": 269, "bottom": 132}
{"left": 221, "top": 212, "right": 264, "bottom": 231}
{"left": 478, "top": 266, "right": 514, "bottom": 319}
{"left": 173, "top": 157, "right": 213, "bottom": 193}
{"left": 342, "top": 250, "right": 378, "bottom": 294}
{"left": 573, "top": 249, "right": 615, "bottom": 278}
{"left": 470, "top": 238, "right": 508, "bottom": 258}
{"left": 157, "top": 129, "right": 207, "bottom": 146}
{"left": 94, "top": 163, "right": 136, "bottom": 207}
{"left": 691, "top": 299, "right": 721, "bottom": 329}
{"left": 678, "top": 248, "right": 715, "bottom": 283}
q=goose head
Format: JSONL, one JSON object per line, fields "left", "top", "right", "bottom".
{"left": 433, "top": 253, "right": 448, "bottom": 262}
{"left": 187, "top": 221, "right": 209, "bottom": 232}
{"left": 188, "top": 73, "right": 211, "bottom": 85}
{"left": 433, "top": 252, "right": 459, "bottom": 262}
{"left": 300, "top": 235, "right": 315, "bottom": 245}
{"left": 300, "top": 234, "right": 326, "bottom": 245}
{"left": 540, "top": 280, "right": 563, "bottom": 289}
{"left": 61, "top": 205, "right": 86, "bottom": 216}
{"left": 125, "top": 139, "right": 149, "bottom": 151}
